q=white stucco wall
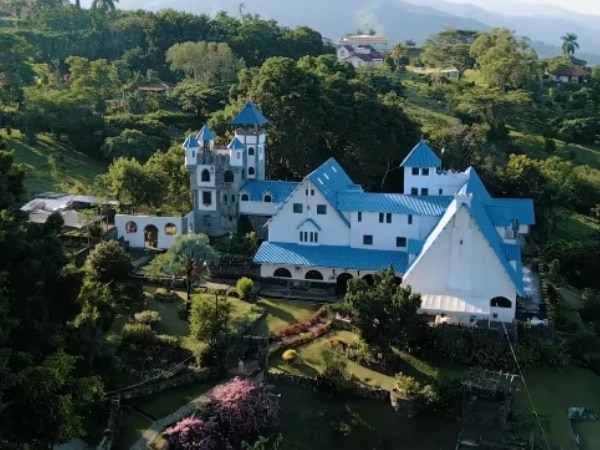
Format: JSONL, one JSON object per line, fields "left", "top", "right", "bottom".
{"left": 239, "top": 199, "right": 279, "bottom": 216}
{"left": 268, "top": 180, "right": 350, "bottom": 246}
{"left": 116, "top": 214, "right": 189, "bottom": 249}
{"left": 403, "top": 204, "right": 517, "bottom": 322}
{"left": 349, "top": 211, "right": 420, "bottom": 249}
{"left": 260, "top": 263, "right": 387, "bottom": 283}
{"left": 404, "top": 168, "right": 468, "bottom": 196}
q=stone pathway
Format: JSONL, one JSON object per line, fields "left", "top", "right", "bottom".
{"left": 129, "top": 389, "right": 213, "bottom": 450}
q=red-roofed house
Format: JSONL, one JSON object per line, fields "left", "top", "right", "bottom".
{"left": 336, "top": 44, "right": 384, "bottom": 68}
{"left": 549, "top": 66, "right": 587, "bottom": 84}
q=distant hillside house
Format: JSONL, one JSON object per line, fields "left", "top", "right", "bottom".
{"left": 336, "top": 44, "right": 384, "bottom": 68}
{"left": 137, "top": 82, "right": 175, "bottom": 94}
{"left": 339, "top": 34, "right": 389, "bottom": 53}
{"left": 549, "top": 66, "right": 587, "bottom": 84}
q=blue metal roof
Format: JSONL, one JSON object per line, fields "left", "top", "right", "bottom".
{"left": 408, "top": 239, "right": 425, "bottom": 255}
{"left": 308, "top": 158, "right": 358, "bottom": 227}
{"left": 196, "top": 125, "right": 215, "bottom": 142}
{"left": 457, "top": 167, "right": 492, "bottom": 203}
{"left": 231, "top": 100, "right": 268, "bottom": 126}
{"left": 254, "top": 241, "right": 408, "bottom": 272}
{"left": 486, "top": 199, "right": 536, "bottom": 226}
{"left": 404, "top": 198, "right": 524, "bottom": 296}
{"left": 337, "top": 192, "right": 452, "bottom": 216}
{"left": 503, "top": 243, "right": 521, "bottom": 261}
{"left": 400, "top": 139, "right": 441, "bottom": 168}
{"left": 182, "top": 134, "right": 199, "bottom": 148}
{"left": 240, "top": 180, "right": 299, "bottom": 203}
{"left": 297, "top": 218, "right": 321, "bottom": 231}
{"left": 227, "top": 137, "right": 244, "bottom": 150}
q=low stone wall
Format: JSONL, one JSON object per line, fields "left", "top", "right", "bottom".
{"left": 267, "top": 371, "right": 389, "bottom": 401}
{"left": 121, "top": 367, "right": 219, "bottom": 400}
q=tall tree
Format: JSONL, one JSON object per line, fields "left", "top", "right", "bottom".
{"left": 421, "top": 29, "right": 479, "bottom": 80}
{"left": 91, "top": 0, "right": 118, "bottom": 10}
{"left": 0, "top": 31, "right": 34, "bottom": 108}
{"left": 561, "top": 33, "right": 579, "bottom": 58}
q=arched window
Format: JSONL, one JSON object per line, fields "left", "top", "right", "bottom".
{"left": 264, "top": 194, "right": 272, "bottom": 202}
{"left": 305, "top": 270, "right": 324, "bottom": 280}
{"left": 241, "top": 193, "right": 249, "bottom": 201}
{"left": 273, "top": 268, "right": 292, "bottom": 278}
{"left": 223, "top": 194, "right": 228, "bottom": 204}
{"left": 224, "top": 170, "right": 234, "bottom": 183}
{"left": 125, "top": 221, "right": 137, "bottom": 233}
{"left": 201, "top": 169, "right": 210, "bottom": 182}
{"left": 248, "top": 147, "right": 255, "bottom": 156}
{"left": 248, "top": 167, "right": 255, "bottom": 176}
{"left": 490, "top": 297, "right": 512, "bottom": 308}
{"left": 165, "top": 223, "right": 177, "bottom": 235}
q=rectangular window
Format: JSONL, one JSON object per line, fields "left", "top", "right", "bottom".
{"left": 438, "top": 188, "right": 443, "bottom": 195}
{"left": 237, "top": 152, "right": 241, "bottom": 159}
{"left": 408, "top": 214, "right": 413, "bottom": 225}
{"left": 396, "top": 237, "right": 407, "bottom": 247}
{"left": 411, "top": 188, "right": 418, "bottom": 195}
{"left": 421, "top": 188, "right": 428, "bottom": 196}
{"left": 317, "top": 204, "right": 327, "bottom": 215}
{"left": 202, "top": 191, "right": 212, "bottom": 205}
{"left": 303, "top": 231, "right": 308, "bottom": 242}
{"left": 293, "top": 203, "right": 303, "bottom": 213}
{"left": 422, "top": 168, "right": 430, "bottom": 176}
{"left": 412, "top": 167, "right": 419, "bottom": 175}
{"left": 310, "top": 232, "right": 314, "bottom": 242}
{"left": 358, "top": 212, "right": 362, "bottom": 222}
{"left": 363, "top": 235, "right": 373, "bottom": 245}
{"left": 311, "top": 189, "right": 315, "bottom": 196}
{"left": 386, "top": 213, "right": 392, "bottom": 223}
{"left": 379, "top": 213, "right": 384, "bottom": 223}
{"left": 299, "top": 231, "right": 303, "bottom": 242}
{"left": 305, "top": 189, "right": 308, "bottom": 195}
{"left": 314, "top": 233, "right": 318, "bottom": 243}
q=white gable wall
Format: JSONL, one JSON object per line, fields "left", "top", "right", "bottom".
{"left": 268, "top": 179, "right": 350, "bottom": 246}
{"left": 404, "top": 205, "right": 516, "bottom": 322}
{"left": 404, "top": 168, "right": 468, "bottom": 196}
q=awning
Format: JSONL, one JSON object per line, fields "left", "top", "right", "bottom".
{"left": 419, "top": 294, "right": 489, "bottom": 315}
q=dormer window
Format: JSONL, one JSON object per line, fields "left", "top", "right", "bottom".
{"left": 412, "top": 167, "right": 419, "bottom": 175}
{"left": 241, "top": 193, "right": 249, "bottom": 201}
{"left": 263, "top": 194, "right": 272, "bottom": 202}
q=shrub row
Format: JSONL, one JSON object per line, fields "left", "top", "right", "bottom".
{"left": 271, "top": 322, "right": 332, "bottom": 356}
{"left": 274, "top": 306, "right": 329, "bottom": 340}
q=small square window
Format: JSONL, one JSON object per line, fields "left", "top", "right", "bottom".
{"left": 317, "top": 204, "right": 327, "bottom": 215}
{"left": 379, "top": 213, "right": 384, "bottom": 223}
{"left": 293, "top": 203, "right": 303, "bottom": 213}
{"left": 358, "top": 212, "right": 362, "bottom": 222}
{"left": 386, "top": 213, "right": 392, "bottom": 223}
{"left": 202, "top": 191, "right": 212, "bottom": 205}
{"left": 421, "top": 188, "right": 428, "bottom": 196}
{"left": 411, "top": 188, "right": 418, "bottom": 195}
{"left": 396, "top": 237, "right": 407, "bottom": 247}
{"left": 408, "top": 214, "right": 413, "bottom": 225}
{"left": 363, "top": 235, "right": 373, "bottom": 245}
{"left": 422, "top": 168, "right": 430, "bottom": 176}
{"left": 438, "top": 188, "right": 443, "bottom": 195}
{"left": 412, "top": 167, "right": 419, "bottom": 175}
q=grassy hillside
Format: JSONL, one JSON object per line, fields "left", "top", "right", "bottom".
{"left": 4, "top": 130, "right": 107, "bottom": 196}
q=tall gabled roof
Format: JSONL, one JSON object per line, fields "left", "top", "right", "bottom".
{"left": 231, "top": 100, "right": 268, "bottom": 126}
{"left": 196, "top": 125, "right": 215, "bottom": 142}
{"left": 457, "top": 166, "right": 492, "bottom": 203}
{"left": 182, "top": 135, "right": 199, "bottom": 148}
{"left": 307, "top": 158, "right": 360, "bottom": 227}
{"left": 400, "top": 139, "right": 442, "bottom": 168}
{"left": 227, "top": 137, "right": 244, "bottom": 150}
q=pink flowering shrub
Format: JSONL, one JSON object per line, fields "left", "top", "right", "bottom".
{"left": 164, "top": 377, "right": 280, "bottom": 450}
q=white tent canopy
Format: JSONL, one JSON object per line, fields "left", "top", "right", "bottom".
{"left": 419, "top": 294, "right": 490, "bottom": 315}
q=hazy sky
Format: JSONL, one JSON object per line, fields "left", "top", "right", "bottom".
{"left": 440, "top": 0, "right": 600, "bottom": 15}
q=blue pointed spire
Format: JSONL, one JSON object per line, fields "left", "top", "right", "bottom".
{"left": 182, "top": 135, "right": 199, "bottom": 148}
{"left": 400, "top": 139, "right": 441, "bottom": 168}
{"left": 227, "top": 137, "right": 244, "bottom": 150}
{"left": 196, "top": 124, "right": 215, "bottom": 142}
{"left": 231, "top": 100, "right": 268, "bottom": 126}
{"left": 458, "top": 167, "right": 492, "bottom": 203}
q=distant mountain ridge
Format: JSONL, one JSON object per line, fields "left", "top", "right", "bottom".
{"left": 97, "top": 0, "right": 600, "bottom": 64}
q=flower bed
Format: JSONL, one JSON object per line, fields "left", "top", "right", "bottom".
{"left": 273, "top": 306, "right": 329, "bottom": 340}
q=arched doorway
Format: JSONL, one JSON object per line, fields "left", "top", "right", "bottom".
{"left": 273, "top": 268, "right": 292, "bottom": 278}
{"left": 144, "top": 224, "right": 158, "bottom": 248}
{"left": 490, "top": 297, "right": 512, "bottom": 308}
{"left": 305, "top": 270, "right": 324, "bottom": 280}
{"left": 336, "top": 273, "right": 353, "bottom": 294}
{"left": 362, "top": 274, "right": 374, "bottom": 286}
{"left": 224, "top": 170, "right": 234, "bottom": 183}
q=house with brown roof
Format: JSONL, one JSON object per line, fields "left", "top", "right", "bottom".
{"left": 336, "top": 44, "right": 384, "bottom": 69}
{"left": 549, "top": 66, "right": 587, "bottom": 84}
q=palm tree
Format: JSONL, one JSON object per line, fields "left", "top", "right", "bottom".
{"left": 91, "top": 0, "right": 118, "bottom": 11}
{"left": 238, "top": 2, "right": 245, "bottom": 18}
{"left": 390, "top": 43, "right": 407, "bottom": 73}
{"left": 561, "top": 33, "right": 579, "bottom": 58}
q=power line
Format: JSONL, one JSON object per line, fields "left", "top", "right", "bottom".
{"left": 501, "top": 322, "right": 552, "bottom": 450}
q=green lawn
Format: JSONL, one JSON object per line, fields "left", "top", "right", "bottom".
{"left": 4, "top": 130, "right": 106, "bottom": 195}
{"left": 256, "top": 298, "right": 320, "bottom": 332}
{"left": 275, "top": 381, "right": 460, "bottom": 450}
{"left": 517, "top": 367, "right": 600, "bottom": 449}
{"left": 552, "top": 210, "right": 600, "bottom": 244}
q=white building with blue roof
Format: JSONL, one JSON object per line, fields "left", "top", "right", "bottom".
{"left": 254, "top": 139, "right": 535, "bottom": 325}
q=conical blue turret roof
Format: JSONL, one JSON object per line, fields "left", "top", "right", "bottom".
{"left": 182, "top": 135, "right": 199, "bottom": 148}
{"left": 227, "top": 137, "right": 244, "bottom": 150}
{"left": 231, "top": 100, "right": 268, "bottom": 126}
{"left": 196, "top": 124, "right": 215, "bottom": 142}
{"left": 400, "top": 139, "right": 441, "bottom": 168}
